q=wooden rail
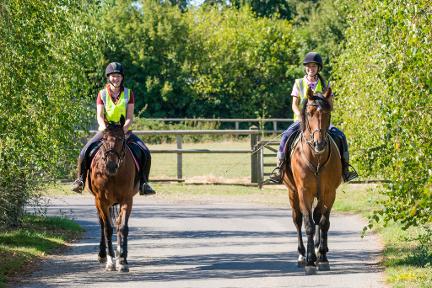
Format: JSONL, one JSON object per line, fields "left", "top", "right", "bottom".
{"left": 88, "top": 128, "right": 264, "bottom": 183}
{"left": 143, "top": 118, "right": 294, "bottom": 132}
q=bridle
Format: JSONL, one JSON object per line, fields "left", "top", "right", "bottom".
{"left": 303, "top": 98, "right": 331, "bottom": 153}
{"left": 101, "top": 133, "right": 126, "bottom": 169}
{"left": 300, "top": 97, "right": 332, "bottom": 177}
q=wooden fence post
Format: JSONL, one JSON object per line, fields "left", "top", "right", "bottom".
{"left": 258, "top": 142, "right": 264, "bottom": 188}
{"left": 176, "top": 135, "right": 183, "bottom": 180}
{"left": 250, "top": 126, "right": 260, "bottom": 183}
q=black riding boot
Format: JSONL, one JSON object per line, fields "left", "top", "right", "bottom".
{"left": 71, "top": 157, "right": 87, "bottom": 193}
{"left": 139, "top": 150, "right": 156, "bottom": 196}
{"left": 342, "top": 160, "right": 358, "bottom": 182}
{"left": 341, "top": 152, "right": 358, "bottom": 182}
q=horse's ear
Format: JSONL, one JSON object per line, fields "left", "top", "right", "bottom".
{"left": 307, "top": 86, "right": 314, "bottom": 99}
{"left": 324, "top": 87, "right": 332, "bottom": 99}
{"left": 120, "top": 115, "right": 125, "bottom": 127}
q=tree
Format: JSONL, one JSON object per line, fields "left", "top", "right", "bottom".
{"left": 333, "top": 0, "right": 432, "bottom": 228}
{"left": 0, "top": 0, "right": 102, "bottom": 227}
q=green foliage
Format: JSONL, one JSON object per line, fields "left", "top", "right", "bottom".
{"left": 185, "top": 6, "right": 298, "bottom": 118}
{"left": 333, "top": 0, "right": 432, "bottom": 228}
{"left": 294, "top": 0, "right": 350, "bottom": 76}
{"left": 97, "top": 1, "right": 299, "bottom": 118}
{"left": 0, "top": 0, "right": 102, "bottom": 227}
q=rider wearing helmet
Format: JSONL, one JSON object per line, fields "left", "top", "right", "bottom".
{"left": 269, "top": 52, "right": 358, "bottom": 183}
{"left": 71, "top": 62, "right": 156, "bottom": 195}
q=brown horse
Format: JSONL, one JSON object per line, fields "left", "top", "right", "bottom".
{"left": 88, "top": 117, "right": 139, "bottom": 272}
{"left": 283, "top": 87, "right": 342, "bottom": 275}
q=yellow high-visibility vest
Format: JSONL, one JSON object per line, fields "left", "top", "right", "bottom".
{"left": 100, "top": 87, "right": 131, "bottom": 130}
{"left": 293, "top": 78, "right": 325, "bottom": 121}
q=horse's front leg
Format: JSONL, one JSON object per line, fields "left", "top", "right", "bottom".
{"left": 97, "top": 216, "right": 107, "bottom": 263}
{"left": 303, "top": 209, "right": 317, "bottom": 275}
{"left": 316, "top": 209, "right": 331, "bottom": 271}
{"left": 289, "top": 191, "right": 305, "bottom": 266}
{"left": 100, "top": 206, "right": 116, "bottom": 271}
{"left": 116, "top": 201, "right": 132, "bottom": 272}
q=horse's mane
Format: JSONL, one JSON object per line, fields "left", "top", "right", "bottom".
{"left": 300, "top": 94, "right": 332, "bottom": 132}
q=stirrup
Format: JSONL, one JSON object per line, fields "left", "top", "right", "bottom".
{"left": 71, "top": 179, "right": 84, "bottom": 193}
{"left": 343, "top": 164, "right": 359, "bottom": 182}
{"left": 267, "top": 167, "right": 283, "bottom": 184}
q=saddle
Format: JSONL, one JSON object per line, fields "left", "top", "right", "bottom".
{"left": 88, "top": 141, "right": 140, "bottom": 172}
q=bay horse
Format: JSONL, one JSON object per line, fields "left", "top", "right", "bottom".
{"left": 88, "top": 117, "right": 139, "bottom": 272}
{"left": 283, "top": 87, "right": 342, "bottom": 275}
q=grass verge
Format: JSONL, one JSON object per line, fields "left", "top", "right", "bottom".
{"left": 0, "top": 215, "right": 84, "bottom": 287}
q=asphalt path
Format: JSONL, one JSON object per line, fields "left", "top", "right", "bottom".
{"left": 14, "top": 195, "right": 387, "bottom": 288}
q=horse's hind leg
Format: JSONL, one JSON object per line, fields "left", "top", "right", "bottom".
{"left": 116, "top": 201, "right": 132, "bottom": 272}
{"left": 289, "top": 193, "right": 305, "bottom": 267}
{"left": 313, "top": 206, "right": 322, "bottom": 255}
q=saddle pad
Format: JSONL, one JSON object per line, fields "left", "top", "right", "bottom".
{"left": 288, "top": 134, "right": 302, "bottom": 159}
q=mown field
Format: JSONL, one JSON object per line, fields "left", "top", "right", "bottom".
{"left": 147, "top": 139, "right": 274, "bottom": 181}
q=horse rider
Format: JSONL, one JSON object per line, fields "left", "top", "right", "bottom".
{"left": 269, "top": 52, "right": 358, "bottom": 184}
{"left": 71, "top": 62, "right": 156, "bottom": 195}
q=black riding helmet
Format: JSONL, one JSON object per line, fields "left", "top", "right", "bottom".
{"left": 303, "top": 52, "right": 323, "bottom": 71}
{"left": 105, "top": 62, "right": 124, "bottom": 77}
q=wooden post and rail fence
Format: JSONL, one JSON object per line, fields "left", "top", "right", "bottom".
{"left": 90, "top": 126, "right": 282, "bottom": 186}
{"left": 144, "top": 118, "right": 292, "bottom": 132}
{"left": 88, "top": 117, "right": 381, "bottom": 186}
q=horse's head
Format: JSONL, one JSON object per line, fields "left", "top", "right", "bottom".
{"left": 301, "top": 87, "right": 333, "bottom": 154}
{"left": 101, "top": 116, "right": 126, "bottom": 175}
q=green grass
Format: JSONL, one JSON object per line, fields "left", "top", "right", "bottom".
{"left": 333, "top": 183, "right": 385, "bottom": 214}
{"left": 0, "top": 215, "right": 84, "bottom": 287}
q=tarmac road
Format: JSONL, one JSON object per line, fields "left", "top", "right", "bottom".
{"left": 15, "top": 194, "right": 387, "bottom": 288}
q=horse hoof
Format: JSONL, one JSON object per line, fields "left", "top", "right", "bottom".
{"left": 105, "top": 263, "right": 116, "bottom": 271}
{"left": 118, "top": 265, "right": 129, "bottom": 272}
{"left": 318, "top": 262, "right": 330, "bottom": 271}
{"left": 98, "top": 256, "right": 107, "bottom": 264}
{"left": 304, "top": 265, "right": 317, "bottom": 275}
{"left": 297, "top": 255, "right": 305, "bottom": 267}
